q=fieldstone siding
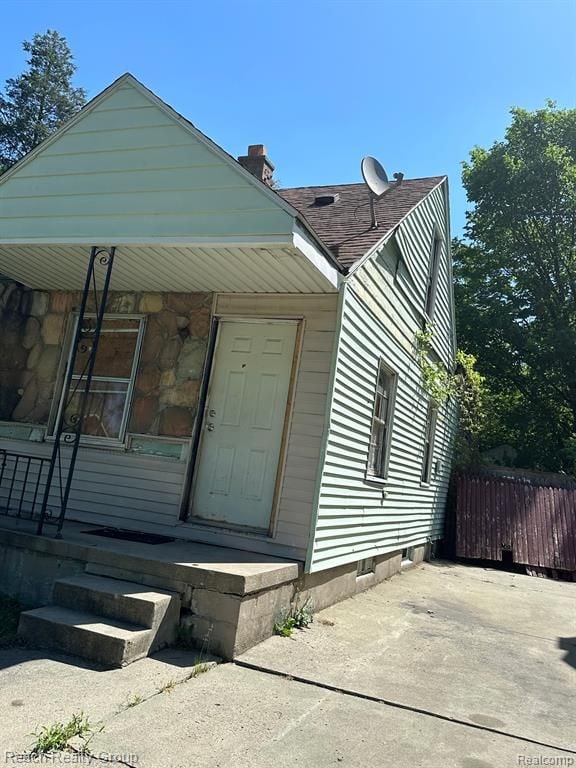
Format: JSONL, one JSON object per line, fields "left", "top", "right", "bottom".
{"left": 0, "top": 280, "right": 33, "bottom": 421}
{"left": 130, "top": 292, "right": 211, "bottom": 437}
{"left": 0, "top": 282, "right": 212, "bottom": 440}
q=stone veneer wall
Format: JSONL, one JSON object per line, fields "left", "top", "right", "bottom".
{"left": 0, "top": 283, "right": 212, "bottom": 440}
{"left": 0, "top": 280, "right": 33, "bottom": 421}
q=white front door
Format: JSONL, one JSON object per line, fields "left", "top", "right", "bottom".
{"left": 192, "top": 320, "right": 298, "bottom": 530}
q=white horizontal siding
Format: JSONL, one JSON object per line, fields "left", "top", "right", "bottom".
{"left": 309, "top": 185, "right": 456, "bottom": 572}
{"left": 0, "top": 243, "right": 335, "bottom": 294}
{"left": 0, "top": 438, "right": 186, "bottom": 528}
{"left": 214, "top": 294, "right": 338, "bottom": 557}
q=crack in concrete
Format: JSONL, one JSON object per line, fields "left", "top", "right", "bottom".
{"left": 234, "top": 659, "right": 576, "bottom": 756}
{"left": 10, "top": 662, "right": 218, "bottom": 767}
{"left": 110, "top": 661, "right": 217, "bottom": 720}
{"left": 69, "top": 745, "right": 139, "bottom": 768}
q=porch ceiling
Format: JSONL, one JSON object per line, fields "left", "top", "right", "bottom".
{"left": 0, "top": 241, "right": 339, "bottom": 293}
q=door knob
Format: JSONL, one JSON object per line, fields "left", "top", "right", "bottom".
{"left": 206, "top": 423, "right": 215, "bottom": 432}
{"left": 208, "top": 409, "right": 216, "bottom": 417}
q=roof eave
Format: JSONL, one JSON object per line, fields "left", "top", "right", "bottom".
{"left": 0, "top": 72, "right": 342, "bottom": 280}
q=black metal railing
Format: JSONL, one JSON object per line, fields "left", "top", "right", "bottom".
{"left": 0, "top": 247, "right": 116, "bottom": 537}
{"left": 37, "top": 245, "right": 116, "bottom": 537}
{"left": 0, "top": 449, "right": 52, "bottom": 522}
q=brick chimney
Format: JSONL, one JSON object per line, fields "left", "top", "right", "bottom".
{"left": 237, "top": 144, "right": 275, "bottom": 187}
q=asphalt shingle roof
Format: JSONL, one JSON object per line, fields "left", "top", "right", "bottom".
{"left": 278, "top": 177, "right": 445, "bottom": 271}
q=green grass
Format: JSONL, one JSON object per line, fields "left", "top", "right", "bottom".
{"left": 30, "top": 712, "right": 104, "bottom": 754}
{"left": 0, "top": 593, "right": 21, "bottom": 647}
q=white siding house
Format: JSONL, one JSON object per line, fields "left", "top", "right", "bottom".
{"left": 0, "top": 73, "right": 456, "bottom": 584}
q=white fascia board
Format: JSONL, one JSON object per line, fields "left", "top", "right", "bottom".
{"left": 0, "top": 234, "right": 293, "bottom": 247}
{"left": 292, "top": 224, "right": 341, "bottom": 290}
{"left": 442, "top": 178, "right": 458, "bottom": 364}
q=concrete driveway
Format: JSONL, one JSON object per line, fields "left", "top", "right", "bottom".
{"left": 1, "top": 561, "right": 574, "bottom": 767}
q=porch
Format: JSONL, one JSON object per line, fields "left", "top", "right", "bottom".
{"left": 0, "top": 515, "right": 300, "bottom": 661}
{"left": 0, "top": 239, "right": 340, "bottom": 562}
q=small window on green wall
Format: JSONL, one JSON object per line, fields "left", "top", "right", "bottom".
{"left": 367, "top": 359, "right": 397, "bottom": 479}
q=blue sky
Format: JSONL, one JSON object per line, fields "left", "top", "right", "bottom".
{"left": 2, "top": 0, "right": 574, "bottom": 234}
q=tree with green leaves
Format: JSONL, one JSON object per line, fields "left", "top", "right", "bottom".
{"left": 454, "top": 103, "right": 576, "bottom": 473}
{"left": 0, "top": 30, "right": 86, "bottom": 171}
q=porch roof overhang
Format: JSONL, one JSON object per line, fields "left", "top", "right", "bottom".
{"left": 0, "top": 229, "right": 341, "bottom": 294}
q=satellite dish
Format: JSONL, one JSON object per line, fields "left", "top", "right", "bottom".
{"left": 361, "top": 156, "right": 404, "bottom": 228}
{"left": 361, "top": 156, "right": 390, "bottom": 198}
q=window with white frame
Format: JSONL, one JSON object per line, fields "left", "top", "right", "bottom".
{"left": 367, "top": 359, "right": 397, "bottom": 479}
{"left": 421, "top": 400, "right": 438, "bottom": 484}
{"left": 425, "top": 231, "right": 442, "bottom": 319}
{"left": 52, "top": 315, "right": 145, "bottom": 443}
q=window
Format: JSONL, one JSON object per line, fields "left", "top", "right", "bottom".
{"left": 357, "top": 557, "right": 375, "bottom": 577}
{"left": 367, "top": 359, "right": 397, "bottom": 479}
{"left": 421, "top": 401, "right": 438, "bottom": 484}
{"left": 52, "top": 315, "right": 145, "bottom": 443}
{"left": 425, "top": 232, "right": 442, "bottom": 318}
{"left": 401, "top": 547, "right": 414, "bottom": 562}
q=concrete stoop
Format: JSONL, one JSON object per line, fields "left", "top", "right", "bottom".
{"left": 2, "top": 520, "right": 424, "bottom": 665}
{"left": 18, "top": 574, "right": 181, "bottom": 667}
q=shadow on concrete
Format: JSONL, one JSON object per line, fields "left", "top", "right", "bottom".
{"left": 425, "top": 558, "right": 465, "bottom": 570}
{"left": 558, "top": 637, "right": 576, "bottom": 670}
{"left": 0, "top": 644, "right": 102, "bottom": 672}
{"left": 0, "top": 644, "right": 214, "bottom": 672}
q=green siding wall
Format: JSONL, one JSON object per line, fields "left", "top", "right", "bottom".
{"left": 309, "top": 183, "right": 456, "bottom": 572}
{"left": 0, "top": 79, "right": 293, "bottom": 243}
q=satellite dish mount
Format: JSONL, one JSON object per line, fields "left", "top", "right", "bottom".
{"left": 361, "top": 156, "right": 404, "bottom": 229}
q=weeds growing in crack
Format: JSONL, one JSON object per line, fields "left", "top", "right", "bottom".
{"left": 157, "top": 678, "right": 177, "bottom": 694}
{"left": 186, "top": 662, "right": 212, "bottom": 679}
{"left": 274, "top": 596, "right": 314, "bottom": 637}
{"left": 118, "top": 693, "right": 144, "bottom": 712}
{"left": 30, "top": 712, "right": 103, "bottom": 754}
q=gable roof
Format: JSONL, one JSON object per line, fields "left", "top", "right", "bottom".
{"left": 0, "top": 73, "right": 345, "bottom": 277}
{"left": 0, "top": 71, "right": 443, "bottom": 276}
{"left": 278, "top": 177, "right": 445, "bottom": 271}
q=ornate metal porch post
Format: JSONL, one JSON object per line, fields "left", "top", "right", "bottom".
{"left": 37, "top": 246, "right": 116, "bottom": 537}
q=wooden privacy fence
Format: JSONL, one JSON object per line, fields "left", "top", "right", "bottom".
{"left": 453, "top": 469, "right": 576, "bottom": 573}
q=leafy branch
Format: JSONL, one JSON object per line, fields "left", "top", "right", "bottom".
{"left": 415, "top": 328, "right": 487, "bottom": 468}
{"left": 415, "top": 327, "right": 455, "bottom": 404}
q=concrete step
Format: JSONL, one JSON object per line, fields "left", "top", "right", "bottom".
{"left": 18, "top": 606, "right": 153, "bottom": 667}
{"left": 52, "top": 574, "right": 180, "bottom": 635}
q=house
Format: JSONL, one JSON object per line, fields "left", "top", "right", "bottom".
{"left": 0, "top": 74, "right": 456, "bottom": 663}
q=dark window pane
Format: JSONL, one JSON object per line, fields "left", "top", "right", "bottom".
{"left": 59, "top": 315, "right": 143, "bottom": 442}
{"left": 72, "top": 319, "right": 140, "bottom": 379}
{"left": 374, "top": 392, "right": 384, "bottom": 421}
{"left": 369, "top": 361, "right": 396, "bottom": 478}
